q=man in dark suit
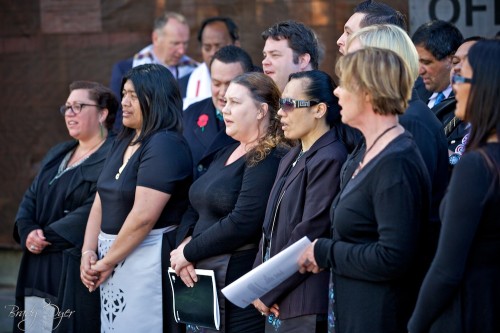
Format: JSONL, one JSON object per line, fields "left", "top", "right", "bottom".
{"left": 183, "top": 45, "right": 254, "bottom": 179}
{"left": 412, "top": 20, "right": 463, "bottom": 110}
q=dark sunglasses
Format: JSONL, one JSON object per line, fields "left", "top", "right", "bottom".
{"left": 279, "top": 98, "right": 319, "bottom": 112}
{"left": 451, "top": 74, "right": 473, "bottom": 85}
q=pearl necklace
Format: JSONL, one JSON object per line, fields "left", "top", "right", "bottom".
{"left": 115, "top": 144, "right": 140, "bottom": 180}
{"left": 115, "top": 159, "right": 129, "bottom": 180}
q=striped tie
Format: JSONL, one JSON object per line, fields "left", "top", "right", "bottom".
{"left": 444, "top": 116, "right": 461, "bottom": 136}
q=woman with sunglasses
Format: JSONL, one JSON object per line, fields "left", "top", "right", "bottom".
{"left": 13, "top": 81, "right": 117, "bottom": 333}
{"left": 298, "top": 48, "right": 431, "bottom": 333}
{"left": 252, "top": 70, "right": 354, "bottom": 332}
{"left": 408, "top": 39, "right": 500, "bottom": 333}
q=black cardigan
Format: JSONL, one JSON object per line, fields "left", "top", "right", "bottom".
{"left": 14, "top": 136, "right": 114, "bottom": 248}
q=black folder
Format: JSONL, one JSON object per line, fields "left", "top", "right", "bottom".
{"left": 167, "top": 267, "right": 220, "bottom": 330}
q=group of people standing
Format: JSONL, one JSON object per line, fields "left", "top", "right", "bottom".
{"left": 12, "top": 1, "right": 500, "bottom": 333}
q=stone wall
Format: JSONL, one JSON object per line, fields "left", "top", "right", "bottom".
{"left": 0, "top": 0, "right": 407, "bottom": 246}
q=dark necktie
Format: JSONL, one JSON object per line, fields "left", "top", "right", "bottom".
{"left": 215, "top": 109, "right": 223, "bottom": 122}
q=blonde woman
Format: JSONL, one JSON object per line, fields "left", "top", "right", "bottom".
{"left": 299, "top": 48, "right": 431, "bottom": 333}
{"left": 346, "top": 24, "right": 449, "bottom": 268}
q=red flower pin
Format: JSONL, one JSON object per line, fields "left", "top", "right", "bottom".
{"left": 197, "top": 114, "right": 209, "bottom": 132}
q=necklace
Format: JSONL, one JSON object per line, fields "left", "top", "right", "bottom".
{"left": 115, "top": 159, "right": 129, "bottom": 180}
{"left": 292, "top": 150, "right": 305, "bottom": 167}
{"left": 352, "top": 125, "right": 397, "bottom": 179}
{"left": 115, "top": 144, "right": 140, "bottom": 180}
{"left": 69, "top": 139, "right": 105, "bottom": 167}
{"left": 49, "top": 138, "right": 105, "bottom": 186}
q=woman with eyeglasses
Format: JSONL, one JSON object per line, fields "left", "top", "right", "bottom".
{"left": 13, "top": 81, "right": 117, "bottom": 333}
{"left": 408, "top": 39, "right": 500, "bottom": 333}
{"left": 170, "top": 72, "right": 289, "bottom": 333}
{"left": 80, "top": 64, "right": 192, "bottom": 332}
{"left": 298, "top": 48, "right": 431, "bottom": 333}
{"left": 251, "top": 70, "right": 352, "bottom": 332}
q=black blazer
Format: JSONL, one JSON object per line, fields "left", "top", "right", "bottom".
{"left": 254, "top": 129, "right": 348, "bottom": 319}
{"left": 13, "top": 136, "right": 113, "bottom": 333}
{"left": 182, "top": 97, "right": 226, "bottom": 177}
{"left": 14, "top": 136, "right": 114, "bottom": 249}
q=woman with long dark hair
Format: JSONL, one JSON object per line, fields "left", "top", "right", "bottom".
{"left": 408, "top": 39, "right": 500, "bottom": 333}
{"left": 80, "top": 64, "right": 192, "bottom": 332}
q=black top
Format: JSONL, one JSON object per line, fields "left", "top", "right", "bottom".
{"left": 22, "top": 160, "right": 77, "bottom": 250}
{"left": 182, "top": 143, "right": 284, "bottom": 262}
{"left": 314, "top": 132, "right": 431, "bottom": 333}
{"left": 408, "top": 143, "right": 500, "bottom": 333}
{"left": 15, "top": 137, "right": 115, "bottom": 249}
{"left": 13, "top": 137, "right": 113, "bottom": 333}
{"left": 98, "top": 131, "right": 192, "bottom": 234}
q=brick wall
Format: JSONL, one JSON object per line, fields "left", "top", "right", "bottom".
{"left": 0, "top": 0, "right": 407, "bottom": 246}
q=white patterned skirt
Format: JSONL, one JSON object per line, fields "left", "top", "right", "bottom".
{"left": 98, "top": 227, "right": 172, "bottom": 333}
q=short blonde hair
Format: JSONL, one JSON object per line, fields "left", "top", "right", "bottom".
{"left": 335, "top": 47, "right": 413, "bottom": 115}
{"left": 347, "top": 24, "right": 419, "bottom": 82}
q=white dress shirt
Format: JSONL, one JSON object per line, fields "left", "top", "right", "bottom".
{"left": 183, "top": 63, "right": 211, "bottom": 110}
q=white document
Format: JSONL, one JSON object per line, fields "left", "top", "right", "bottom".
{"left": 221, "top": 236, "right": 311, "bottom": 308}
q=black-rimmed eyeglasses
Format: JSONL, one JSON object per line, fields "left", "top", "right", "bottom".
{"left": 60, "top": 102, "right": 100, "bottom": 115}
{"left": 279, "top": 98, "right": 319, "bottom": 112}
{"left": 451, "top": 74, "right": 473, "bottom": 85}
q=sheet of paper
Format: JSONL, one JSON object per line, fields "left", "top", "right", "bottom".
{"left": 221, "top": 236, "right": 311, "bottom": 308}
